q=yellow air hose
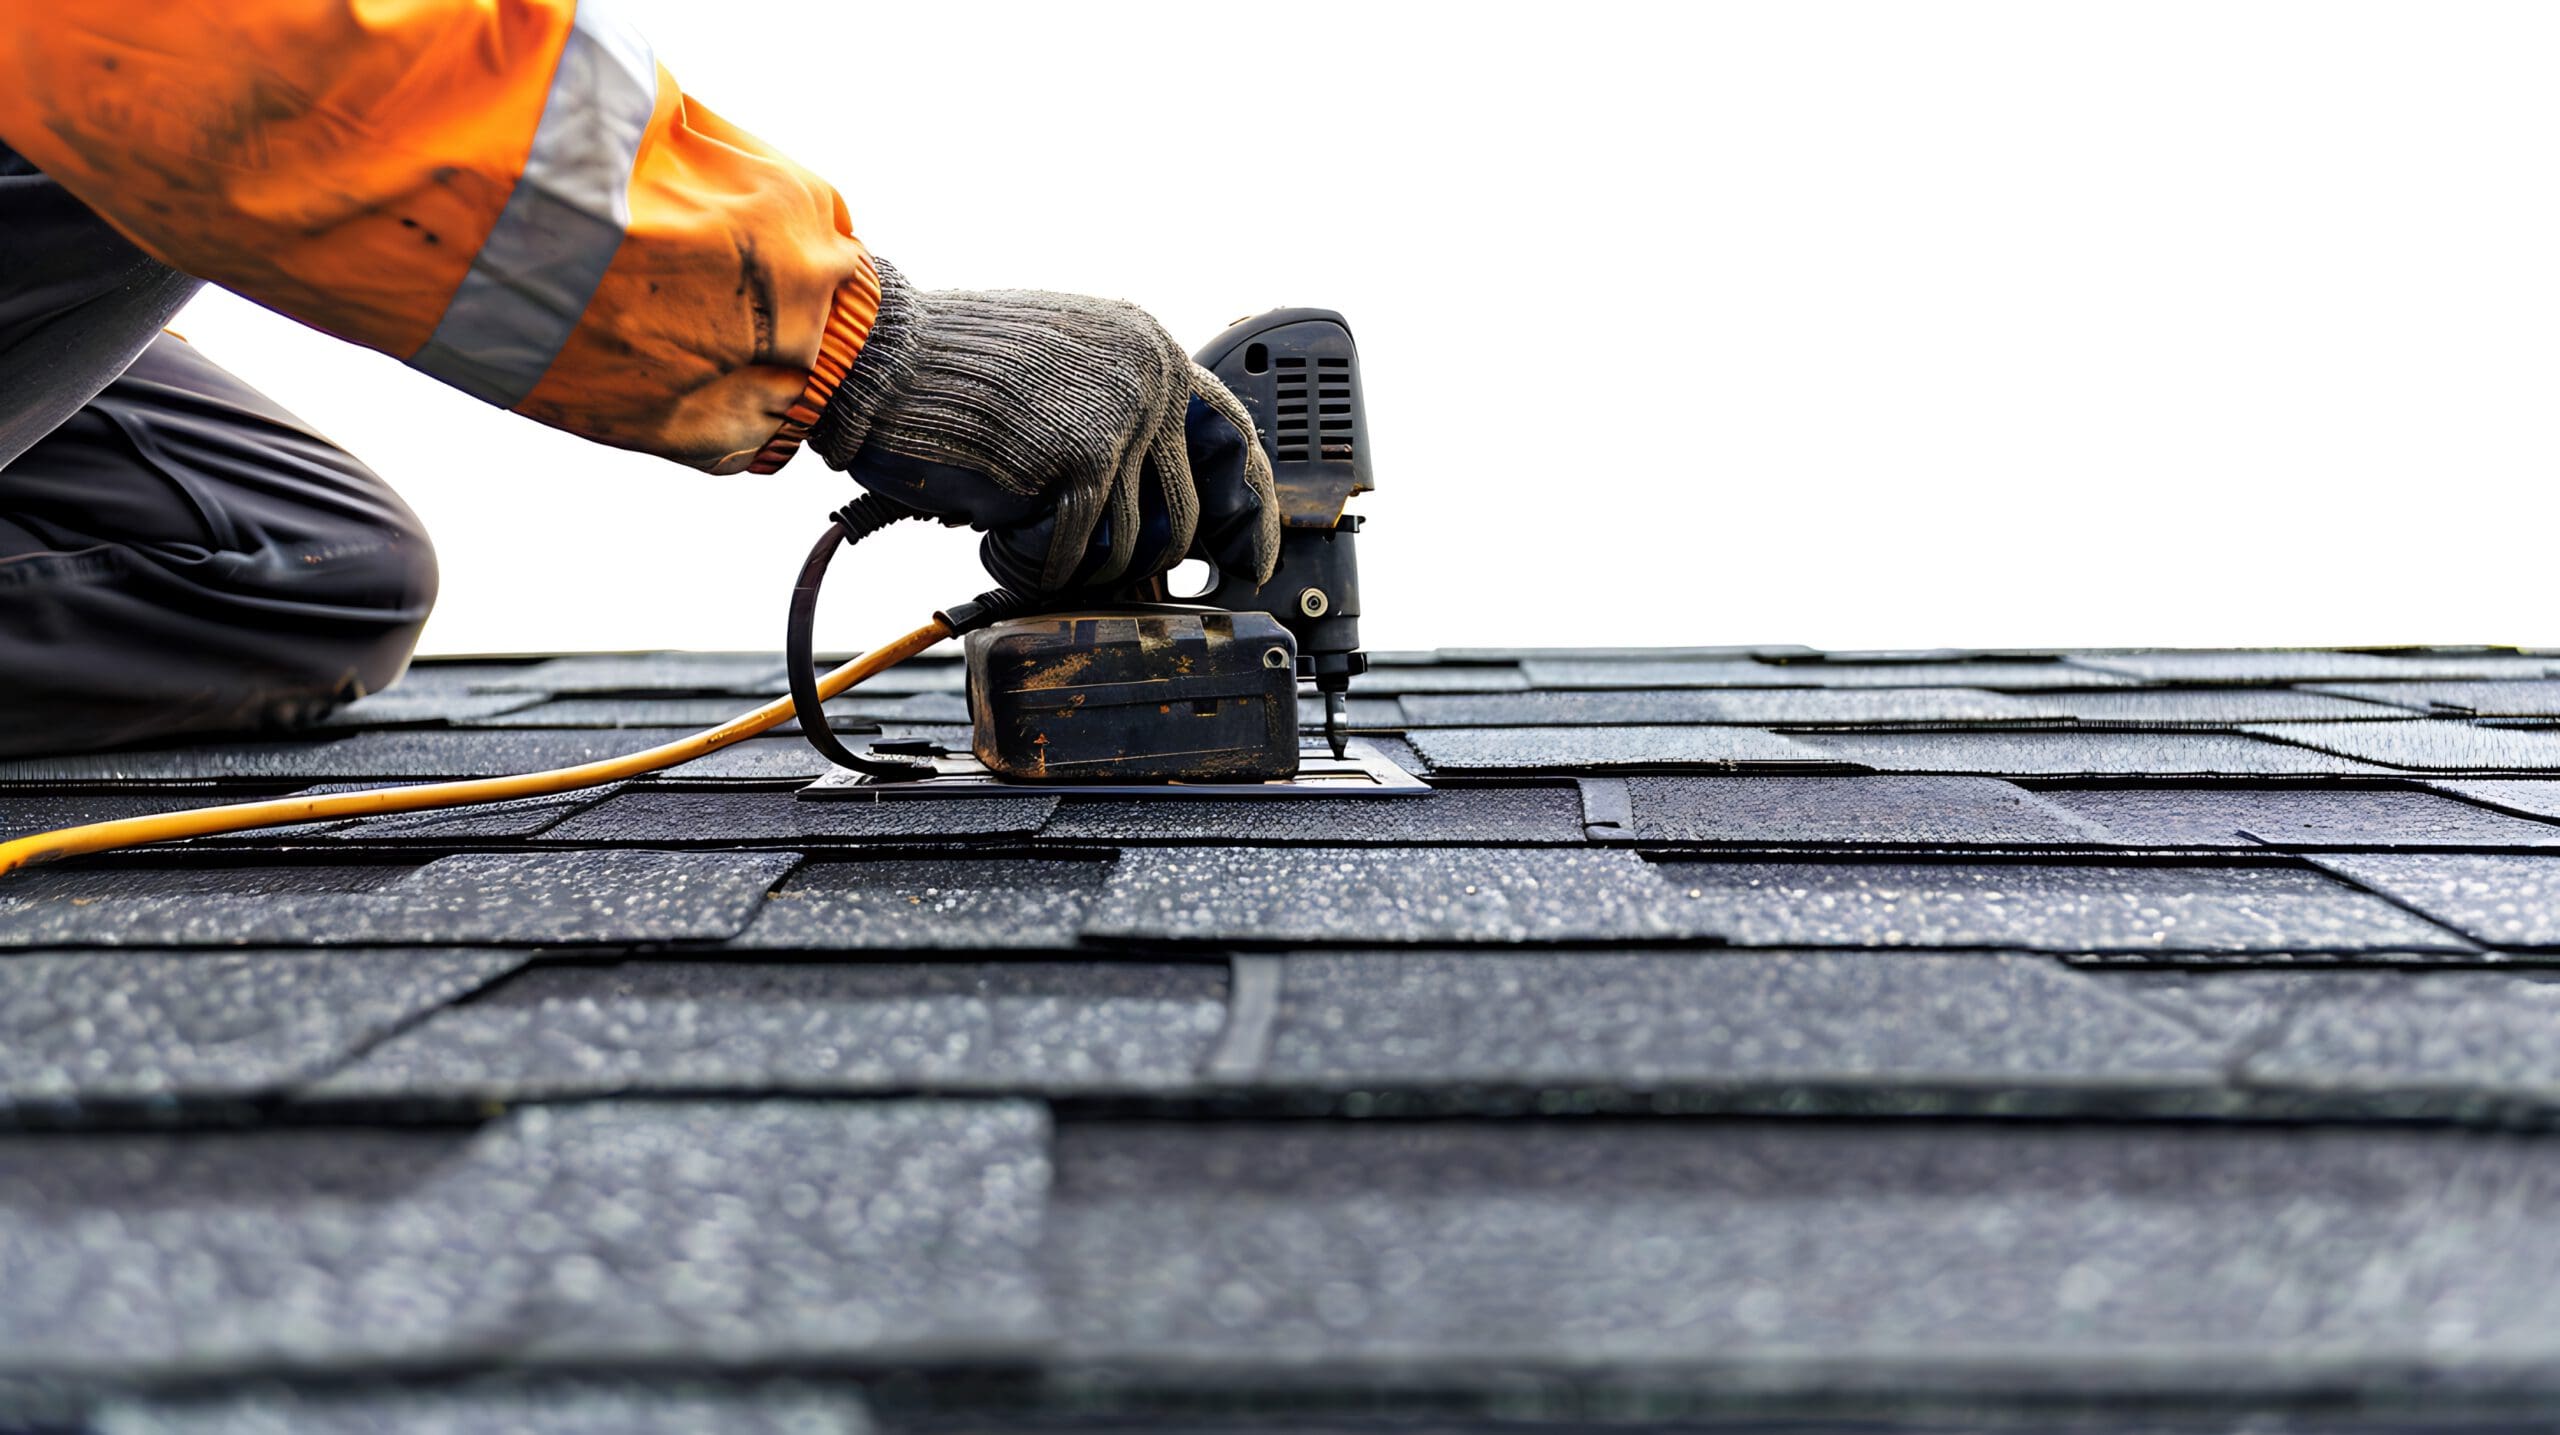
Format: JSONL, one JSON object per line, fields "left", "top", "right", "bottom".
{"left": 0, "top": 618, "right": 954, "bottom": 878}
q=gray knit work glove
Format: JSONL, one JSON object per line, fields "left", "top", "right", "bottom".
{"left": 810, "top": 260, "right": 1281, "bottom": 595}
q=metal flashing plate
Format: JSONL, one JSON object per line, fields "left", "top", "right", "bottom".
{"left": 799, "top": 738, "right": 1432, "bottom": 801}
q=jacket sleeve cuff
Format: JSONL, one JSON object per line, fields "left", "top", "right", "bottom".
{"left": 745, "top": 252, "right": 885, "bottom": 475}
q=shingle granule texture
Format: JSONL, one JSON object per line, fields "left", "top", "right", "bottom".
{"left": 13, "top": 644, "right": 2560, "bottom": 1425}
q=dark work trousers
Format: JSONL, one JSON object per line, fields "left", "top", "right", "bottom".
{"left": 0, "top": 144, "right": 438, "bottom": 757}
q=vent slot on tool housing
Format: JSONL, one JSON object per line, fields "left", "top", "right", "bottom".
{"left": 1274, "top": 356, "right": 1310, "bottom": 461}
{"left": 1316, "top": 355, "right": 1355, "bottom": 463}
{"left": 1272, "top": 354, "right": 1357, "bottom": 464}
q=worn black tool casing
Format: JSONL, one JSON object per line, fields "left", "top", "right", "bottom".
{"left": 964, "top": 609, "right": 1300, "bottom": 782}
{"left": 1188, "top": 308, "right": 1372, "bottom": 755}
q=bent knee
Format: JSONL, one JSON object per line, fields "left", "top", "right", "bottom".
{"left": 0, "top": 334, "right": 440, "bottom": 753}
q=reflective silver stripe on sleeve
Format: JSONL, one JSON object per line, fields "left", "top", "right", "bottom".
{"left": 407, "top": 0, "right": 657, "bottom": 407}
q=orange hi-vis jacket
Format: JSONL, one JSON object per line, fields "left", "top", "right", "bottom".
{"left": 0, "top": 0, "right": 878, "bottom": 474}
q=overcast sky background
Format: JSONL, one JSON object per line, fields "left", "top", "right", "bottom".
{"left": 172, "top": 0, "right": 2559, "bottom": 657}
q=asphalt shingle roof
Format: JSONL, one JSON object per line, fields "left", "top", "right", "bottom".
{"left": 11, "top": 644, "right": 2560, "bottom": 1429}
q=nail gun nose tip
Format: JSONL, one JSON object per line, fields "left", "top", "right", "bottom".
{"left": 1324, "top": 692, "right": 1350, "bottom": 760}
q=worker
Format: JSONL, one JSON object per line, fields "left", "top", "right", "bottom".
{"left": 0, "top": 1, "right": 1279, "bottom": 756}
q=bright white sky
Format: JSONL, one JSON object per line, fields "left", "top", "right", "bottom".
{"left": 172, "top": 0, "right": 2560, "bottom": 657}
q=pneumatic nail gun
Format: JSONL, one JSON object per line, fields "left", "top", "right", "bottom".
{"left": 787, "top": 308, "right": 1411, "bottom": 797}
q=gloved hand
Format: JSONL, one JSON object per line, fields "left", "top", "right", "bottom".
{"left": 809, "top": 260, "right": 1281, "bottom": 595}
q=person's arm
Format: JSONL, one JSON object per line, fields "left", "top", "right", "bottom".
{"left": 2, "top": 0, "right": 1279, "bottom": 591}
{"left": 0, "top": 0, "right": 869, "bottom": 473}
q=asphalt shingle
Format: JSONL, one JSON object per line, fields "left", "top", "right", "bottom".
{"left": 312, "top": 959, "right": 1228, "bottom": 1101}
{"left": 469, "top": 654, "right": 791, "bottom": 695}
{"left": 2033, "top": 690, "right": 2411, "bottom": 727}
{"left": 1790, "top": 731, "right": 2394, "bottom": 777}
{"left": 819, "top": 659, "right": 966, "bottom": 694}
{"left": 2233, "top": 972, "right": 2560, "bottom": 1100}
{"left": 1045, "top": 1120, "right": 2560, "bottom": 1365}
{"left": 19, "top": 642, "right": 2560, "bottom": 1420}
{"left": 0, "top": 950, "right": 524, "bottom": 1103}
{"left": 1435, "top": 645, "right": 1813, "bottom": 663}
{"left": 460, "top": 694, "right": 965, "bottom": 728}
{"left": 660, "top": 737, "right": 839, "bottom": 780}
{"left": 1086, "top": 847, "right": 1707, "bottom": 945}
{"left": 2432, "top": 779, "right": 2560, "bottom": 822}
{"left": 0, "top": 851, "right": 797, "bottom": 947}
{"left": 1343, "top": 665, "right": 1529, "bottom": 694}
{"left": 1407, "top": 725, "right": 1839, "bottom": 772}
{"left": 98, "top": 1382, "right": 877, "bottom": 1435}
{"left": 2310, "top": 852, "right": 2560, "bottom": 948}
{"left": 0, "top": 790, "right": 279, "bottom": 843}
{"left": 2098, "top": 970, "right": 2317, "bottom": 1040}
{"left": 1033, "top": 785, "right": 1586, "bottom": 847}
{"left": 1626, "top": 775, "right": 2108, "bottom": 847}
{"left": 313, "top": 689, "right": 548, "bottom": 728}
{"left": 2067, "top": 651, "right": 2554, "bottom": 683}
{"left": 1518, "top": 658, "right": 2137, "bottom": 690}
{"left": 0, "top": 1100, "right": 1051, "bottom": 1373}
{"left": 271, "top": 785, "right": 624, "bottom": 843}
{"left": 540, "top": 789, "right": 1059, "bottom": 844}
{"left": 1646, "top": 859, "right": 2473, "bottom": 953}
{"left": 2111, "top": 969, "right": 2560, "bottom": 1108}
{"left": 1360, "top": 734, "right": 1434, "bottom": 776}
{"left": 732, "top": 857, "right": 1113, "bottom": 950}
{"left": 0, "top": 731, "right": 709, "bottom": 784}
{"left": 2039, "top": 787, "right": 2560, "bottom": 850}
{"left": 1257, "top": 950, "right": 2221, "bottom": 1092}
{"left": 1396, "top": 689, "right": 2066, "bottom": 727}
{"left": 2242, "top": 720, "right": 2560, "bottom": 773}
{"left": 369, "top": 660, "right": 547, "bottom": 693}
{"left": 2308, "top": 681, "right": 2560, "bottom": 718}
